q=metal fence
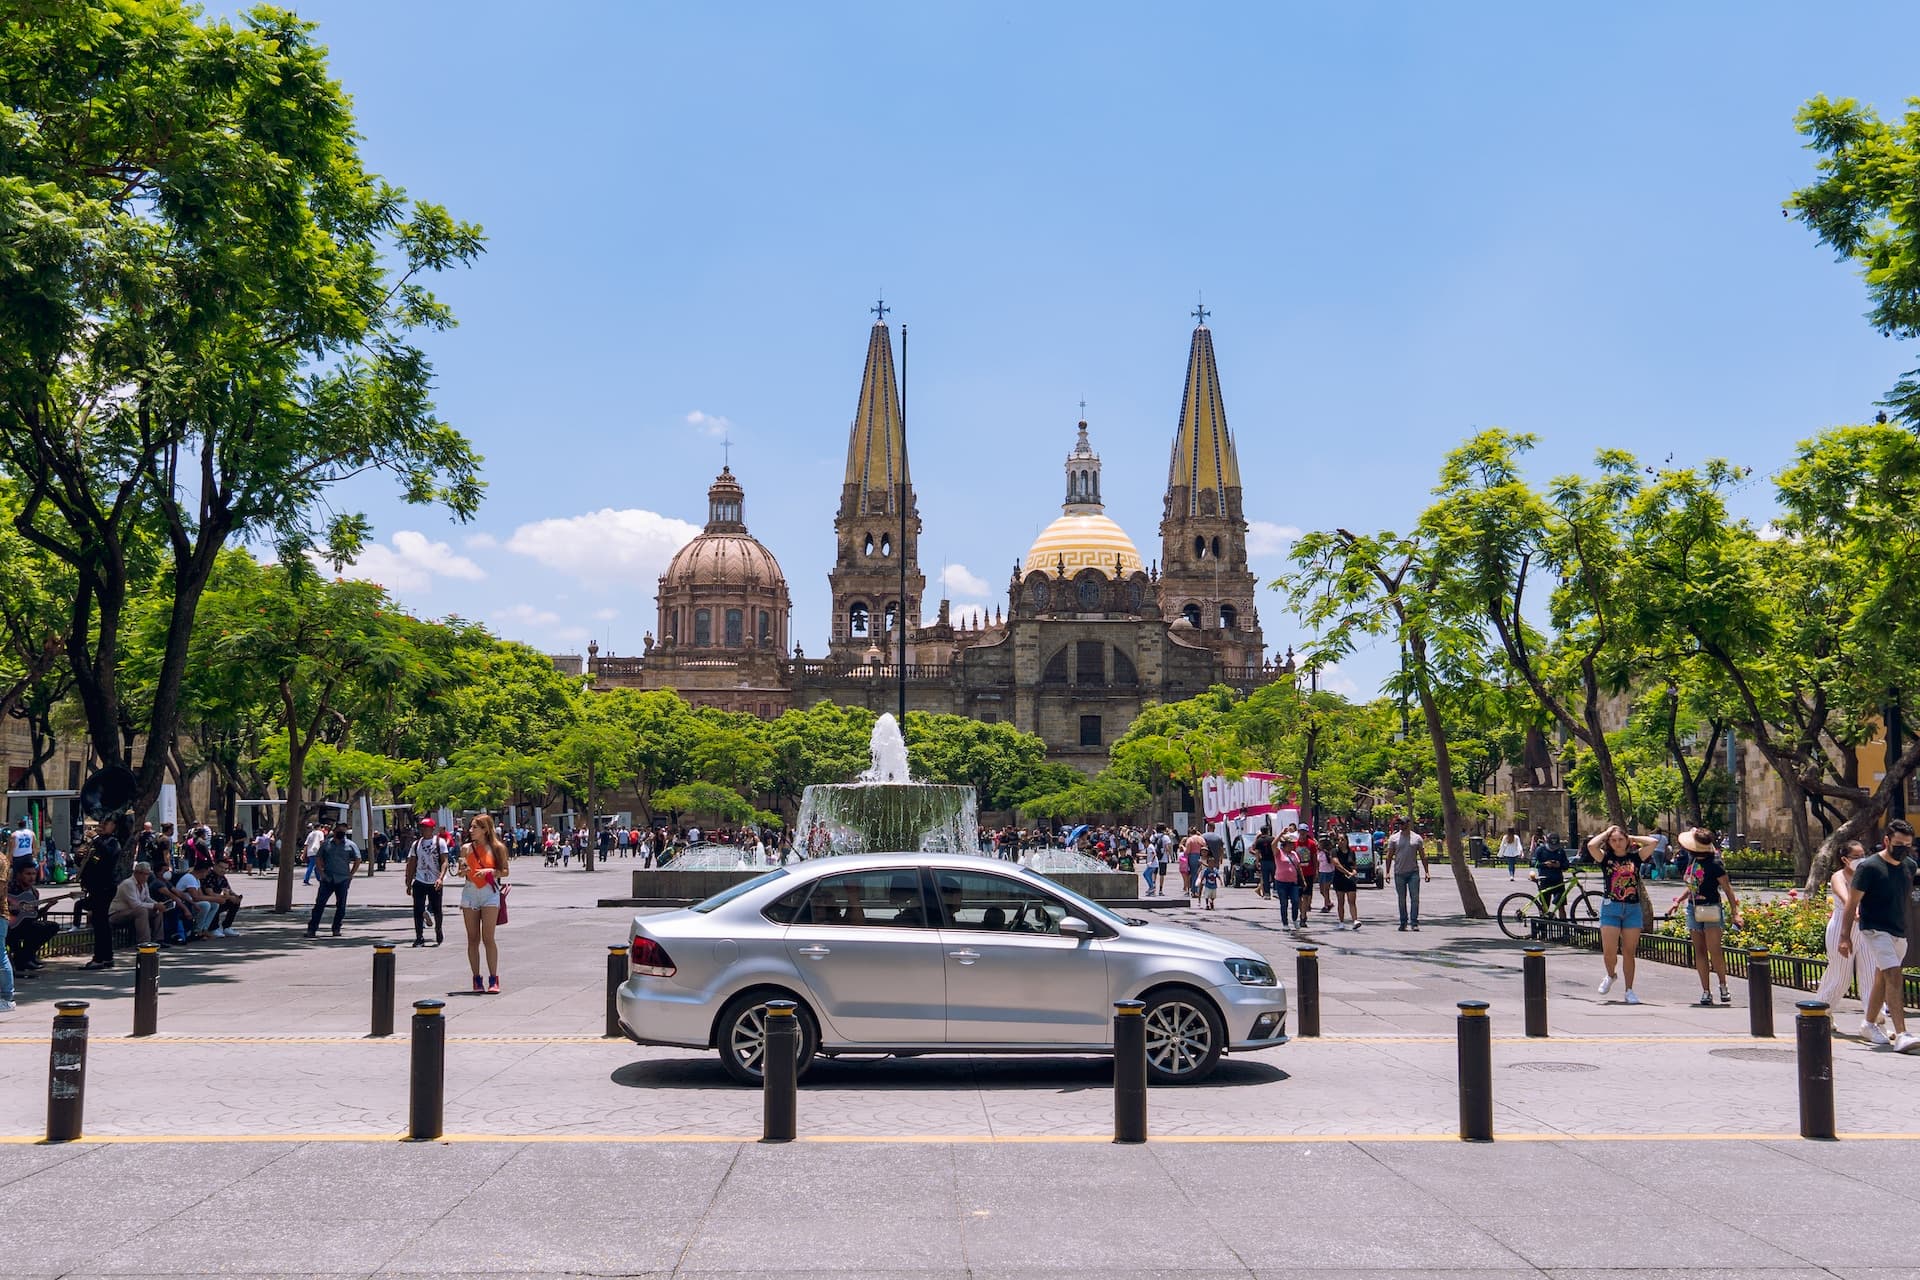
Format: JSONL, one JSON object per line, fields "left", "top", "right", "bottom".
{"left": 1536, "top": 917, "right": 1920, "bottom": 1006}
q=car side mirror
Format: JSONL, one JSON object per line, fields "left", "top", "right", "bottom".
{"left": 1059, "top": 916, "right": 1093, "bottom": 939}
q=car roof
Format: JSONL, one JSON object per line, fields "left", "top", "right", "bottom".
{"left": 781, "top": 852, "right": 1026, "bottom": 877}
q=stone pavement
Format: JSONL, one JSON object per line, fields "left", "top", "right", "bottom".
{"left": 3, "top": 860, "right": 1916, "bottom": 1277}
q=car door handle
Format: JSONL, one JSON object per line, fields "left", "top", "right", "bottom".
{"left": 797, "top": 945, "right": 831, "bottom": 959}
{"left": 948, "top": 949, "right": 980, "bottom": 964}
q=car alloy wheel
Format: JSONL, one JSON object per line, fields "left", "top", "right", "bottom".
{"left": 717, "top": 993, "right": 817, "bottom": 1086}
{"left": 1141, "top": 991, "right": 1223, "bottom": 1084}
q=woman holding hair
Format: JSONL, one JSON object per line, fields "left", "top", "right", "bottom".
{"left": 1499, "top": 827, "right": 1524, "bottom": 880}
{"left": 1588, "top": 824, "right": 1658, "bottom": 1004}
{"left": 459, "top": 814, "right": 509, "bottom": 994}
{"left": 1813, "top": 840, "right": 1871, "bottom": 1027}
{"left": 1673, "top": 827, "right": 1740, "bottom": 1006}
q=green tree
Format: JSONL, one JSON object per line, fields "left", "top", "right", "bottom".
{"left": 904, "top": 712, "right": 1055, "bottom": 811}
{"left": 0, "top": 1, "right": 484, "bottom": 815}
{"left": 765, "top": 701, "right": 876, "bottom": 819}
{"left": 1789, "top": 95, "right": 1920, "bottom": 423}
{"left": 1279, "top": 530, "right": 1491, "bottom": 918}
{"left": 548, "top": 718, "right": 636, "bottom": 872}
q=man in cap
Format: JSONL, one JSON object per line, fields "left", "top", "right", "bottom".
{"left": 305, "top": 821, "right": 361, "bottom": 939}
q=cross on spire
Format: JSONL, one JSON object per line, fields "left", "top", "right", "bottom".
{"left": 1078, "top": 398, "right": 1087, "bottom": 419}
{"left": 871, "top": 294, "right": 890, "bottom": 323}
{"left": 1192, "top": 294, "right": 1211, "bottom": 326}
{"left": 721, "top": 434, "right": 732, "bottom": 469}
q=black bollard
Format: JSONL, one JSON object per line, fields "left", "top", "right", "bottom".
{"left": 1747, "top": 950, "right": 1775, "bottom": 1039}
{"left": 1456, "top": 1000, "right": 1493, "bottom": 1142}
{"left": 605, "top": 943, "right": 627, "bottom": 1039}
{"left": 1795, "top": 1000, "right": 1836, "bottom": 1140}
{"left": 371, "top": 944, "right": 396, "bottom": 1038}
{"left": 46, "top": 1001, "right": 90, "bottom": 1142}
{"left": 1112, "top": 999, "right": 1147, "bottom": 1144}
{"left": 132, "top": 943, "right": 159, "bottom": 1038}
{"left": 1296, "top": 947, "right": 1321, "bottom": 1038}
{"left": 762, "top": 1000, "right": 798, "bottom": 1142}
{"left": 408, "top": 999, "right": 446, "bottom": 1141}
{"left": 1522, "top": 947, "right": 1548, "bottom": 1038}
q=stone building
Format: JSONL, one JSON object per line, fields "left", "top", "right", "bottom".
{"left": 594, "top": 310, "right": 1286, "bottom": 766}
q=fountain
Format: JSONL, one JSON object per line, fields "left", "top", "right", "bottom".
{"left": 622, "top": 714, "right": 1137, "bottom": 904}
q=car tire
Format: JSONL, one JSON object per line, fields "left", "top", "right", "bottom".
{"left": 1140, "top": 988, "right": 1225, "bottom": 1085}
{"left": 716, "top": 991, "right": 819, "bottom": 1087}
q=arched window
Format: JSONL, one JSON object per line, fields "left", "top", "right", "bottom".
{"left": 1112, "top": 647, "right": 1139, "bottom": 685}
{"left": 1211, "top": 536, "right": 1223, "bottom": 559}
{"left": 725, "top": 608, "right": 744, "bottom": 646}
{"left": 1194, "top": 536, "right": 1208, "bottom": 559}
{"left": 1182, "top": 603, "right": 1201, "bottom": 627}
{"left": 1042, "top": 648, "right": 1069, "bottom": 683}
{"left": 849, "top": 602, "right": 870, "bottom": 639}
{"left": 884, "top": 601, "right": 898, "bottom": 632}
{"left": 863, "top": 533, "right": 875, "bottom": 556}
{"left": 758, "top": 610, "right": 772, "bottom": 644}
{"left": 880, "top": 533, "right": 893, "bottom": 557}
{"left": 1220, "top": 604, "right": 1238, "bottom": 630}
{"left": 694, "top": 609, "right": 712, "bottom": 646}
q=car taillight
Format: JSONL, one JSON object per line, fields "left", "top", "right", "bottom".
{"left": 629, "top": 935, "right": 676, "bottom": 976}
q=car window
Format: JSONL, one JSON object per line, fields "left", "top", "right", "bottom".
{"left": 690, "top": 867, "right": 789, "bottom": 913}
{"left": 791, "top": 869, "right": 931, "bottom": 929}
{"left": 934, "top": 870, "right": 1068, "bottom": 936}
{"left": 763, "top": 882, "right": 811, "bottom": 924}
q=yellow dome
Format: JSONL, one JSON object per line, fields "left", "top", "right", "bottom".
{"left": 1025, "top": 513, "right": 1145, "bottom": 577}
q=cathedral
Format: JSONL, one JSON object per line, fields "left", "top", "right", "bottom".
{"left": 587, "top": 310, "right": 1286, "bottom": 772}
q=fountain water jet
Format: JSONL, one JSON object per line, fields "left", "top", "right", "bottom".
{"left": 793, "top": 714, "right": 979, "bottom": 856}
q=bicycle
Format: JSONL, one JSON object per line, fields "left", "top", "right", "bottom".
{"left": 1496, "top": 867, "right": 1599, "bottom": 941}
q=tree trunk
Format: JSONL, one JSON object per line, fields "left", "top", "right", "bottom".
{"left": 584, "top": 768, "right": 598, "bottom": 872}
{"left": 274, "top": 741, "right": 307, "bottom": 913}
{"left": 1409, "top": 631, "right": 1488, "bottom": 919}
{"left": 1578, "top": 655, "right": 1628, "bottom": 829}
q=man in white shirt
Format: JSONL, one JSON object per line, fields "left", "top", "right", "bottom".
{"left": 404, "top": 819, "right": 447, "bottom": 947}
{"left": 301, "top": 823, "right": 325, "bottom": 886}
{"left": 10, "top": 819, "right": 35, "bottom": 872}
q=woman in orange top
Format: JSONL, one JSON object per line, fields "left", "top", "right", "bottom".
{"left": 460, "top": 814, "right": 509, "bottom": 994}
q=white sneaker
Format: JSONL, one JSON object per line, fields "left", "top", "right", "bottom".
{"left": 1624, "top": 990, "right": 1641, "bottom": 1005}
{"left": 1894, "top": 1033, "right": 1920, "bottom": 1055}
{"left": 1598, "top": 975, "right": 1616, "bottom": 995}
{"left": 0, "top": 1000, "right": 14, "bottom": 1013}
{"left": 1864, "top": 1021, "right": 1893, "bottom": 1047}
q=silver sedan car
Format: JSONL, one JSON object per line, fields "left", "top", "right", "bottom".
{"left": 615, "top": 853, "right": 1287, "bottom": 1085}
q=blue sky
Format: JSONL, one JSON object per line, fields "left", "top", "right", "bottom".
{"left": 240, "top": 2, "right": 1919, "bottom": 697}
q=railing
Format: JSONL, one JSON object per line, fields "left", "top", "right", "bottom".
{"left": 1538, "top": 917, "right": 1920, "bottom": 1005}
{"left": 789, "top": 660, "right": 957, "bottom": 683}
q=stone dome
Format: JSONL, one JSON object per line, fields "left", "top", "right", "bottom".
{"left": 1025, "top": 512, "right": 1145, "bottom": 578}
{"left": 663, "top": 531, "right": 787, "bottom": 590}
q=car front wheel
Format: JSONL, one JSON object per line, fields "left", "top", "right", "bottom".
{"left": 1141, "top": 989, "right": 1225, "bottom": 1084}
{"left": 716, "top": 992, "right": 819, "bottom": 1086}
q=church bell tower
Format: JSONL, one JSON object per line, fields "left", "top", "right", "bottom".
{"left": 827, "top": 304, "right": 924, "bottom": 662}
{"left": 1158, "top": 307, "right": 1263, "bottom": 668}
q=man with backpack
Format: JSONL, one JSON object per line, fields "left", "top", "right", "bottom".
{"left": 404, "top": 819, "right": 448, "bottom": 947}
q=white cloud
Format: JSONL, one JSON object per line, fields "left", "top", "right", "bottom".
{"left": 1316, "top": 661, "right": 1361, "bottom": 698}
{"left": 1757, "top": 522, "right": 1783, "bottom": 542}
{"left": 593, "top": 607, "right": 620, "bottom": 621}
{"left": 322, "top": 530, "right": 486, "bottom": 594}
{"left": 939, "top": 563, "right": 991, "bottom": 597}
{"left": 1247, "top": 521, "right": 1302, "bottom": 557}
{"left": 464, "top": 532, "right": 499, "bottom": 551}
{"left": 494, "top": 603, "right": 561, "bottom": 629}
{"left": 504, "top": 508, "right": 701, "bottom": 583}
{"left": 950, "top": 603, "right": 991, "bottom": 628}
{"left": 686, "top": 410, "right": 732, "bottom": 438}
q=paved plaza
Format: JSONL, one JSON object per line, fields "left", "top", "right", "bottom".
{"left": 2, "top": 861, "right": 1915, "bottom": 1277}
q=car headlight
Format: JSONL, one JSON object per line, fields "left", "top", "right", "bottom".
{"left": 1225, "top": 957, "right": 1276, "bottom": 986}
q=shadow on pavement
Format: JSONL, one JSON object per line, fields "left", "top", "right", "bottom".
{"left": 610, "top": 1053, "right": 1288, "bottom": 1092}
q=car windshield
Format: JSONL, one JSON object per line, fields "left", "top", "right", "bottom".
{"left": 689, "top": 867, "right": 789, "bottom": 913}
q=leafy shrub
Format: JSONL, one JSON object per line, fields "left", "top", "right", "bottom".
{"left": 1656, "top": 888, "right": 1829, "bottom": 958}
{"left": 1720, "top": 849, "right": 1794, "bottom": 876}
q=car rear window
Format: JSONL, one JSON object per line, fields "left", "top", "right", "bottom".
{"left": 690, "top": 868, "right": 789, "bottom": 913}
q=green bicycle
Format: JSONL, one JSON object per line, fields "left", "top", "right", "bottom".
{"left": 1496, "top": 866, "right": 1599, "bottom": 940}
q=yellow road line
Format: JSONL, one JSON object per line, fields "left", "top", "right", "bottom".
{"left": 4, "top": 1131, "right": 1917, "bottom": 1145}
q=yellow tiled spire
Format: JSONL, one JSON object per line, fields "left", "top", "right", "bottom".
{"left": 844, "top": 318, "right": 908, "bottom": 514}
{"left": 1167, "top": 320, "right": 1241, "bottom": 513}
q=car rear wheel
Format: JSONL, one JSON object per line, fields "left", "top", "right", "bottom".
{"left": 716, "top": 992, "right": 819, "bottom": 1086}
{"left": 1141, "top": 989, "right": 1224, "bottom": 1084}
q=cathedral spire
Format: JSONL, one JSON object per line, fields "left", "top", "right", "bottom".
{"left": 843, "top": 310, "right": 908, "bottom": 515}
{"left": 1166, "top": 318, "right": 1241, "bottom": 516}
{"left": 1062, "top": 417, "right": 1103, "bottom": 515}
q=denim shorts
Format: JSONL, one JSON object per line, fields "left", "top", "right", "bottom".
{"left": 1598, "top": 900, "right": 1641, "bottom": 929}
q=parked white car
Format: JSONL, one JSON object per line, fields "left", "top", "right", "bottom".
{"left": 616, "top": 853, "right": 1288, "bottom": 1084}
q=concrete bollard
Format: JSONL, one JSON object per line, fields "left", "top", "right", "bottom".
{"left": 1522, "top": 947, "right": 1548, "bottom": 1038}
{"left": 605, "top": 944, "right": 627, "bottom": 1039}
{"left": 46, "top": 1001, "right": 90, "bottom": 1142}
{"left": 132, "top": 944, "right": 159, "bottom": 1038}
{"left": 408, "top": 999, "right": 446, "bottom": 1141}
{"left": 1795, "top": 1000, "right": 1836, "bottom": 1140}
{"left": 1747, "top": 950, "right": 1775, "bottom": 1038}
{"left": 1112, "top": 1000, "right": 1147, "bottom": 1144}
{"left": 1296, "top": 947, "right": 1321, "bottom": 1038}
{"left": 371, "top": 944, "right": 396, "bottom": 1038}
{"left": 1456, "top": 1000, "right": 1493, "bottom": 1142}
{"left": 762, "top": 1000, "right": 798, "bottom": 1142}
